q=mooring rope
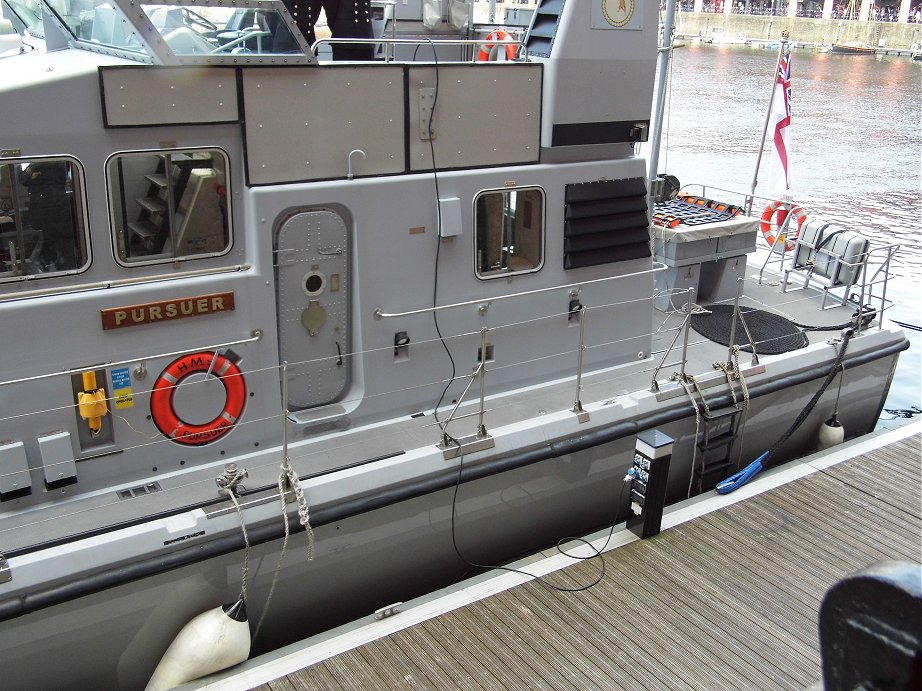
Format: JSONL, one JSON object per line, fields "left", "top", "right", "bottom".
{"left": 679, "top": 375, "right": 703, "bottom": 498}
{"left": 216, "top": 465, "right": 251, "bottom": 603}
{"left": 253, "top": 454, "right": 316, "bottom": 643}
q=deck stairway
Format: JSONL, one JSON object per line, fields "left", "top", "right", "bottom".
{"left": 525, "top": 0, "right": 565, "bottom": 57}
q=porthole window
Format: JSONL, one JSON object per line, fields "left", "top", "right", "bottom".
{"left": 474, "top": 186, "right": 544, "bottom": 279}
{"left": 107, "top": 148, "right": 231, "bottom": 265}
{"left": 0, "top": 155, "right": 89, "bottom": 280}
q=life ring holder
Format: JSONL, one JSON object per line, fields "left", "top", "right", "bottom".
{"left": 760, "top": 200, "right": 807, "bottom": 252}
{"left": 478, "top": 30, "right": 518, "bottom": 62}
{"left": 151, "top": 351, "right": 246, "bottom": 446}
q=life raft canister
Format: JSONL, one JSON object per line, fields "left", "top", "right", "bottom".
{"left": 760, "top": 200, "right": 807, "bottom": 252}
{"left": 478, "top": 30, "right": 517, "bottom": 62}
{"left": 150, "top": 351, "right": 245, "bottom": 446}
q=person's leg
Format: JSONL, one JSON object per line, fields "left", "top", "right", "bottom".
{"left": 325, "top": 0, "right": 374, "bottom": 60}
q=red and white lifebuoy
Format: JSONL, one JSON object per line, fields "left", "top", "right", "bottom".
{"left": 478, "top": 30, "right": 517, "bottom": 62}
{"left": 760, "top": 200, "right": 807, "bottom": 252}
{"left": 151, "top": 352, "right": 245, "bottom": 446}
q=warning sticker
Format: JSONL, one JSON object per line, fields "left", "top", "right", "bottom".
{"left": 111, "top": 367, "right": 134, "bottom": 409}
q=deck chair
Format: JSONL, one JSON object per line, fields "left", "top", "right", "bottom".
{"left": 782, "top": 219, "right": 870, "bottom": 309}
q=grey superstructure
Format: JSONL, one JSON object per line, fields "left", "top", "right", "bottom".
{"left": 0, "top": 1, "right": 907, "bottom": 688}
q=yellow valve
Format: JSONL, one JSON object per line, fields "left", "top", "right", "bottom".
{"left": 78, "top": 371, "right": 108, "bottom": 435}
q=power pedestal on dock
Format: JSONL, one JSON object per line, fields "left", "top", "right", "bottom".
{"left": 627, "top": 430, "right": 673, "bottom": 539}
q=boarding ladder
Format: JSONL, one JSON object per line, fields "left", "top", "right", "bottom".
{"left": 694, "top": 405, "right": 743, "bottom": 493}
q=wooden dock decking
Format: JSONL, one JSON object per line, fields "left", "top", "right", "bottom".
{"left": 235, "top": 426, "right": 921, "bottom": 691}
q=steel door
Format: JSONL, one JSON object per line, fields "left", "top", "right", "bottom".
{"left": 275, "top": 208, "right": 350, "bottom": 410}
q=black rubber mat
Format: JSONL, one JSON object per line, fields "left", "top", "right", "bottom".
{"left": 691, "top": 305, "right": 809, "bottom": 354}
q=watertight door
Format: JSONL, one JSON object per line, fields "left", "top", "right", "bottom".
{"left": 275, "top": 208, "right": 350, "bottom": 410}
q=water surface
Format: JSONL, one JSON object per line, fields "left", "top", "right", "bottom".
{"left": 651, "top": 45, "right": 921, "bottom": 422}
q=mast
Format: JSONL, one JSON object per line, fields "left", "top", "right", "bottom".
{"left": 647, "top": 0, "right": 677, "bottom": 199}
{"left": 748, "top": 34, "right": 788, "bottom": 209}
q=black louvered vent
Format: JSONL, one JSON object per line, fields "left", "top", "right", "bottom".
{"left": 563, "top": 178, "right": 651, "bottom": 270}
{"left": 525, "top": 0, "right": 566, "bottom": 58}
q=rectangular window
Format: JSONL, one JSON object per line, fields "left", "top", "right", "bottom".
{"left": 0, "top": 156, "right": 88, "bottom": 280}
{"left": 474, "top": 186, "right": 544, "bottom": 279}
{"left": 108, "top": 148, "right": 231, "bottom": 265}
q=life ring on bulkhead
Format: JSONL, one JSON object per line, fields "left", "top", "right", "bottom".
{"left": 760, "top": 200, "right": 807, "bottom": 252}
{"left": 151, "top": 351, "right": 245, "bottom": 446}
{"left": 478, "top": 30, "right": 518, "bottom": 62}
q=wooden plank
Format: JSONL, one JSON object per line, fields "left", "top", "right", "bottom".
{"left": 446, "top": 601, "right": 555, "bottom": 690}
{"left": 507, "top": 580, "right": 690, "bottom": 691}
{"left": 422, "top": 611, "right": 524, "bottom": 690}
{"left": 319, "top": 650, "right": 389, "bottom": 690}
{"left": 280, "top": 667, "right": 343, "bottom": 691}
{"left": 356, "top": 638, "right": 436, "bottom": 690}
{"left": 263, "top": 434, "right": 921, "bottom": 691}
{"left": 390, "top": 623, "right": 478, "bottom": 690}
{"left": 610, "top": 547, "right": 811, "bottom": 690}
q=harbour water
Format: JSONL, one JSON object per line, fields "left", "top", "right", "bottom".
{"left": 650, "top": 44, "right": 922, "bottom": 425}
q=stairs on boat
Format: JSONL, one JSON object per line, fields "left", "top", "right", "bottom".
{"left": 525, "top": 0, "right": 565, "bottom": 57}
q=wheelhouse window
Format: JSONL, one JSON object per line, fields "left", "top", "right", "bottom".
{"left": 0, "top": 156, "right": 89, "bottom": 279}
{"left": 108, "top": 148, "right": 231, "bottom": 265}
{"left": 139, "top": 4, "right": 301, "bottom": 56}
{"left": 474, "top": 186, "right": 544, "bottom": 279}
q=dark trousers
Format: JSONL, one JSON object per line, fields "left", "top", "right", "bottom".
{"left": 283, "top": 0, "right": 374, "bottom": 60}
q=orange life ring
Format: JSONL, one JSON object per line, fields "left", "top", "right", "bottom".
{"left": 151, "top": 351, "right": 245, "bottom": 446}
{"left": 760, "top": 200, "right": 806, "bottom": 252}
{"left": 478, "top": 30, "right": 517, "bottom": 62}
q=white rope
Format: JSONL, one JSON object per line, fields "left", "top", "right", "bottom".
{"left": 713, "top": 361, "right": 739, "bottom": 408}
{"left": 216, "top": 466, "right": 251, "bottom": 603}
{"left": 281, "top": 457, "right": 316, "bottom": 559}
{"left": 729, "top": 345, "right": 751, "bottom": 470}
{"left": 730, "top": 346, "right": 751, "bottom": 406}
{"left": 253, "top": 454, "right": 315, "bottom": 643}
{"left": 679, "top": 376, "right": 702, "bottom": 499}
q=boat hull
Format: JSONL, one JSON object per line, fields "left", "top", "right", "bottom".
{"left": 830, "top": 44, "right": 876, "bottom": 55}
{"left": 0, "top": 346, "right": 902, "bottom": 690}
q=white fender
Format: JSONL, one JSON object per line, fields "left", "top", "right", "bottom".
{"left": 818, "top": 414, "right": 845, "bottom": 451}
{"left": 145, "top": 599, "right": 250, "bottom": 691}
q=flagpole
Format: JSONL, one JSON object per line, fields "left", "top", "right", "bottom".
{"left": 648, "top": 0, "right": 678, "bottom": 199}
{"left": 748, "top": 32, "right": 789, "bottom": 213}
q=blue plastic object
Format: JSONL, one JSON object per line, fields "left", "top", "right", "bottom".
{"left": 715, "top": 452, "right": 768, "bottom": 494}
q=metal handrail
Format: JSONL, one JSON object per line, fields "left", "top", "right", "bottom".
{"left": 0, "top": 330, "right": 263, "bottom": 387}
{"left": 313, "top": 37, "right": 528, "bottom": 63}
{"left": 0, "top": 263, "right": 252, "bottom": 303}
{"left": 677, "top": 183, "right": 789, "bottom": 216}
{"left": 374, "top": 263, "right": 667, "bottom": 320}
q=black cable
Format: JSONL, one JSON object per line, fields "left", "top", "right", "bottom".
{"left": 792, "top": 306, "right": 876, "bottom": 332}
{"left": 890, "top": 319, "right": 922, "bottom": 332}
{"left": 448, "top": 444, "right": 631, "bottom": 593}
{"left": 882, "top": 406, "right": 922, "bottom": 420}
{"left": 420, "top": 40, "right": 457, "bottom": 430}
{"left": 767, "top": 327, "right": 854, "bottom": 465}
{"left": 718, "top": 325, "right": 856, "bottom": 494}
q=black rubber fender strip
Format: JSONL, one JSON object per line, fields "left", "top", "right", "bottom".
{"left": 0, "top": 337, "right": 908, "bottom": 622}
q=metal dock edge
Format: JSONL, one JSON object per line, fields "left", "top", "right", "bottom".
{"left": 187, "top": 422, "right": 922, "bottom": 691}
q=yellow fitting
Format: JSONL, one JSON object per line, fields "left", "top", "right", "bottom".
{"left": 78, "top": 386, "right": 108, "bottom": 435}
{"left": 82, "top": 371, "right": 97, "bottom": 391}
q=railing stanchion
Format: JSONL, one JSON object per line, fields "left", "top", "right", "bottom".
{"left": 679, "top": 288, "right": 693, "bottom": 381}
{"left": 477, "top": 328, "right": 488, "bottom": 437}
{"left": 729, "top": 278, "right": 760, "bottom": 367}
{"left": 650, "top": 288, "right": 694, "bottom": 392}
{"left": 572, "top": 305, "right": 587, "bottom": 418}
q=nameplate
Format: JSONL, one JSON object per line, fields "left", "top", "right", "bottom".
{"left": 101, "top": 292, "right": 235, "bottom": 330}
